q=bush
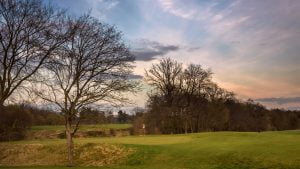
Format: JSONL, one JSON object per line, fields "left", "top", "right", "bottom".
{"left": 0, "top": 105, "right": 32, "bottom": 141}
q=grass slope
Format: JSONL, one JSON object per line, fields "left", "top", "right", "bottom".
{"left": 1, "top": 131, "right": 300, "bottom": 169}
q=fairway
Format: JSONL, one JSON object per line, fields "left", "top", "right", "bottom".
{"left": 1, "top": 131, "right": 300, "bottom": 169}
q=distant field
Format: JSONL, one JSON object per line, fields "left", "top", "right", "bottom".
{"left": 31, "top": 124, "right": 132, "bottom": 131}
{"left": 1, "top": 130, "right": 300, "bottom": 169}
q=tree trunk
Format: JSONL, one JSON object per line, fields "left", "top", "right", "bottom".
{"left": 66, "top": 122, "right": 74, "bottom": 166}
{"left": 184, "top": 117, "right": 188, "bottom": 134}
{"left": 0, "top": 98, "right": 5, "bottom": 108}
{"left": 189, "top": 119, "right": 194, "bottom": 133}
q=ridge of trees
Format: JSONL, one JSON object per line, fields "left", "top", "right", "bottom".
{"left": 0, "top": 104, "right": 135, "bottom": 142}
{"left": 141, "top": 58, "right": 300, "bottom": 134}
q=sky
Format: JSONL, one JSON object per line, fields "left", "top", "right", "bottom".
{"left": 43, "top": 0, "right": 300, "bottom": 110}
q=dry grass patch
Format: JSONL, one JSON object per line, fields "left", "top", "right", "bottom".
{"left": 0, "top": 143, "right": 133, "bottom": 166}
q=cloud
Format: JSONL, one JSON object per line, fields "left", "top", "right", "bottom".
{"left": 132, "top": 39, "right": 180, "bottom": 61}
{"left": 175, "top": 0, "right": 300, "bottom": 100}
{"left": 47, "top": 0, "right": 120, "bottom": 17}
{"left": 256, "top": 97, "right": 300, "bottom": 105}
{"left": 157, "top": 0, "right": 196, "bottom": 19}
{"left": 49, "top": 0, "right": 300, "bottom": 109}
{"left": 286, "top": 107, "right": 300, "bottom": 111}
{"left": 87, "top": 0, "right": 119, "bottom": 19}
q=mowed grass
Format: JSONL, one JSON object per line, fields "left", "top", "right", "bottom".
{"left": 1, "top": 131, "right": 300, "bottom": 169}
{"left": 31, "top": 124, "right": 132, "bottom": 131}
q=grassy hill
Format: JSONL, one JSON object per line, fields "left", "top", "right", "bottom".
{"left": 1, "top": 130, "right": 300, "bottom": 169}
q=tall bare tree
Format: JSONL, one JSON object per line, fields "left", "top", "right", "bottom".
{"left": 145, "top": 58, "right": 183, "bottom": 133}
{"left": 180, "top": 64, "right": 212, "bottom": 133}
{"left": 182, "top": 64, "right": 212, "bottom": 97}
{"left": 145, "top": 58, "right": 182, "bottom": 105}
{"left": 144, "top": 58, "right": 233, "bottom": 133}
{"left": 34, "top": 15, "right": 137, "bottom": 166}
{"left": 0, "top": 0, "right": 65, "bottom": 106}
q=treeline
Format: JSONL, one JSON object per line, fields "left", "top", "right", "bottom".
{"left": 80, "top": 108, "right": 134, "bottom": 124}
{"left": 0, "top": 105, "right": 63, "bottom": 141}
{"left": 138, "top": 58, "right": 300, "bottom": 134}
{"left": 0, "top": 105, "right": 135, "bottom": 141}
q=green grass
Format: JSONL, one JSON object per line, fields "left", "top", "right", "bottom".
{"left": 31, "top": 124, "right": 132, "bottom": 131}
{"left": 1, "top": 131, "right": 300, "bottom": 169}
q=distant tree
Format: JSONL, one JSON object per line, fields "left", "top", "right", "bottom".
{"left": 34, "top": 15, "right": 137, "bottom": 166}
{"left": 80, "top": 107, "right": 106, "bottom": 124}
{"left": 145, "top": 58, "right": 182, "bottom": 105}
{"left": 0, "top": 0, "right": 65, "bottom": 106}
{"left": 144, "top": 58, "right": 183, "bottom": 133}
{"left": 269, "top": 109, "right": 300, "bottom": 130}
{"left": 106, "top": 111, "right": 116, "bottom": 123}
{"left": 0, "top": 105, "right": 32, "bottom": 141}
{"left": 26, "top": 105, "right": 64, "bottom": 125}
{"left": 117, "top": 110, "right": 129, "bottom": 123}
{"left": 145, "top": 59, "right": 219, "bottom": 133}
{"left": 180, "top": 64, "right": 212, "bottom": 133}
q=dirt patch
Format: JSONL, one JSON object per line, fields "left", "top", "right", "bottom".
{"left": 0, "top": 143, "right": 134, "bottom": 166}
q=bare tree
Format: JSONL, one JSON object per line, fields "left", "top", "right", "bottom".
{"left": 0, "top": 0, "right": 65, "bottom": 106}
{"left": 145, "top": 58, "right": 234, "bottom": 133}
{"left": 145, "top": 57, "right": 182, "bottom": 105}
{"left": 34, "top": 15, "right": 137, "bottom": 166}
{"left": 145, "top": 58, "right": 183, "bottom": 133}
{"left": 205, "top": 82, "right": 235, "bottom": 101}
{"left": 180, "top": 64, "right": 212, "bottom": 133}
{"left": 182, "top": 64, "right": 212, "bottom": 97}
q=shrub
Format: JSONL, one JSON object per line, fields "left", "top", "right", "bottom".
{"left": 0, "top": 105, "right": 32, "bottom": 141}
